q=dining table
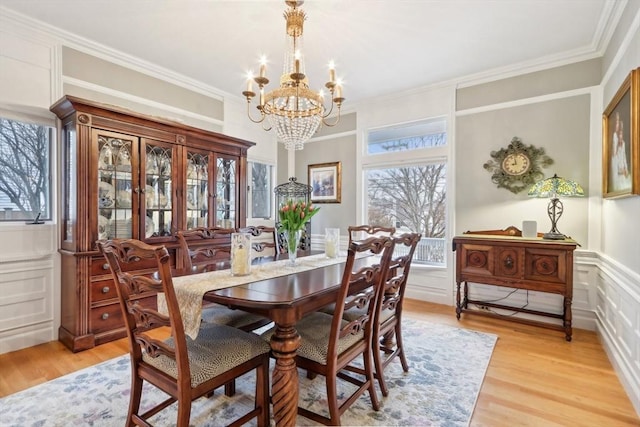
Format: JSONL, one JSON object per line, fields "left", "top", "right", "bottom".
{"left": 164, "top": 250, "right": 379, "bottom": 427}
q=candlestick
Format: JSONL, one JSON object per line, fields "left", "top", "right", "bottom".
{"left": 334, "top": 85, "right": 342, "bottom": 99}
{"left": 329, "top": 61, "right": 336, "bottom": 83}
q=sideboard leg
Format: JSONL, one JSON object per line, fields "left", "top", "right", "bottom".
{"left": 455, "top": 281, "right": 462, "bottom": 319}
{"left": 564, "top": 296, "right": 573, "bottom": 341}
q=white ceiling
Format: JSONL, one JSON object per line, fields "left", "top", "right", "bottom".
{"left": 0, "top": 0, "right": 621, "bottom": 105}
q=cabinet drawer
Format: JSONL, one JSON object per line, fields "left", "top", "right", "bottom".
{"left": 91, "top": 254, "right": 164, "bottom": 277}
{"left": 90, "top": 296, "right": 157, "bottom": 334}
{"left": 459, "top": 244, "right": 494, "bottom": 276}
{"left": 524, "top": 247, "right": 566, "bottom": 284}
{"left": 494, "top": 247, "right": 524, "bottom": 278}
{"left": 90, "top": 279, "right": 118, "bottom": 303}
{"left": 91, "top": 256, "right": 112, "bottom": 276}
{"left": 90, "top": 303, "right": 123, "bottom": 334}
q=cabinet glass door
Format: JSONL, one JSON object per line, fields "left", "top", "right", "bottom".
{"left": 185, "top": 150, "right": 209, "bottom": 230}
{"left": 97, "top": 131, "right": 135, "bottom": 241}
{"left": 215, "top": 156, "right": 237, "bottom": 228}
{"left": 144, "top": 142, "right": 174, "bottom": 239}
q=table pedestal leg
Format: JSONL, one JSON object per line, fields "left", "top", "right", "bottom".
{"left": 270, "top": 323, "right": 301, "bottom": 427}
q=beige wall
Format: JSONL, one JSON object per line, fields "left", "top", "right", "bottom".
{"left": 457, "top": 59, "right": 601, "bottom": 110}
{"left": 456, "top": 94, "right": 591, "bottom": 245}
{"left": 62, "top": 47, "right": 224, "bottom": 132}
{"left": 294, "top": 134, "right": 358, "bottom": 235}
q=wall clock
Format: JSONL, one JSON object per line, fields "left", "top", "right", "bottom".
{"left": 483, "top": 136, "right": 554, "bottom": 194}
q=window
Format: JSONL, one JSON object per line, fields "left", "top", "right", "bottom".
{"left": 0, "top": 117, "right": 53, "bottom": 221}
{"left": 367, "top": 119, "right": 446, "bottom": 155}
{"left": 248, "top": 161, "right": 273, "bottom": 219}
{"left": 364, "top": 118, "right": 447, "bottom": 265}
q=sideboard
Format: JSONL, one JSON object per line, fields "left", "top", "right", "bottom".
{"left": 452, "top": 230, "right": 577, "bottom": 341}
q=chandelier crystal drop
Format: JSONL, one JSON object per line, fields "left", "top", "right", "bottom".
{"left": 242, "top": 0, "right": 344, "bottom": 150}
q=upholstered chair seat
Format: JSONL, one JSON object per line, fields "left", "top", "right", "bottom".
{"left": 143, "top": 323, "right": 270, "bottom": 388}
{"left": 262, "top": 312, "right": 363, "bottom": 365}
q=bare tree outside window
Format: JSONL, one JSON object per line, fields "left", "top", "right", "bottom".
{"left": 249, "top": 161, "right": 273, "bottom": 219}
{"left": 367, "top": 163, "right": 446, "bottom": 237}
{"left": 0, "top": 117, "right": 52, "bottom": 221}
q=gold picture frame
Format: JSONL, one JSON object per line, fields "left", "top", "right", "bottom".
{"left": 602, "top": 67, "right": 640, "bottom": 198}
{"left": 308, "top": 162, "right": 342, "bottom": 203}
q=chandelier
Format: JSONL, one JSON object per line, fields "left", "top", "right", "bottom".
{"left": 242, "top": 0, "right": 344, "bottom": 150}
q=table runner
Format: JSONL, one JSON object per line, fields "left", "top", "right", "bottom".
{"left": 159, "top": 253, "right": 351, "bottom": 339}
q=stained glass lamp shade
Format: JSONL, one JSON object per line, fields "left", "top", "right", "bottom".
{"left": 528, "top": 174, "right": 584, "bottom": 240}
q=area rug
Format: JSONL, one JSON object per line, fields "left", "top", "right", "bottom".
{"left": 0, "top": 319, "right": 497, "bottom": 426}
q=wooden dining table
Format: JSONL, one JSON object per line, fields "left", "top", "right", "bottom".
{"left": 172, "top": 251, "right": 378, "bottom": 427}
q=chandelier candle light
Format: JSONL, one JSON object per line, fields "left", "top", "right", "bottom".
{"left": 528, "top": 174, "right": 584, "bottom": 240}
{"left": 278, "top": 199, "right": 319, "bottom": 265}
{"left": 242, "top": 0, "right": 345, "bottom": 150}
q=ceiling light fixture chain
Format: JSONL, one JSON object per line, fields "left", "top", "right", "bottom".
{"left": 242, "top": 0, "right": 345, "bottom": 150}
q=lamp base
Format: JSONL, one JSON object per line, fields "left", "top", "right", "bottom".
{"left": 543, "top": 231, "right": 566, "bottom": 240}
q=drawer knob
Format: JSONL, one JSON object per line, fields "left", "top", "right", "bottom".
{"left": 102, "top": 263, "right": 109, "bottom": 270}
{"left": 101, "top": 286, "right": 110, "bottom": 294}
{"left": 504, "top": 255, "right": 513, "bottom": 269}
{"left": 101, "top": 313, "right": 109, "bottom": 320}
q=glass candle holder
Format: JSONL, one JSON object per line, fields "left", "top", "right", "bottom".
{"left": 325, "top": 228, "right": 340, "bottom": 258}
{"left": 231, "top": 232, "right": 251, "bottom": 276}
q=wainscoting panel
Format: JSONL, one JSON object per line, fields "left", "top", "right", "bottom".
{"left": 0, "top": 225, "right": 58, "bottom": 354}
{"left": 596, "top": 254, "right": 640, "bottom": 414}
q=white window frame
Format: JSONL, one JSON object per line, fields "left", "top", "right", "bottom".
{"left": 0, "top": 111, "right": 56, "bottom": 223}
{"left": 361, "top": 117, "right": 449, "bottom": 269}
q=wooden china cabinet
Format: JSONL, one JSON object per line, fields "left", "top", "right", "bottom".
{"left": 51, "top": 96, "right": 254, "bottom": 352}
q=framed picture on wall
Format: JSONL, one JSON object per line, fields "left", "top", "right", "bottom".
{"left": 308, "top": 162, "right": 342, "bottom": 203}
{"left": 602, "top": 67, "right": 640, "bottom": 198}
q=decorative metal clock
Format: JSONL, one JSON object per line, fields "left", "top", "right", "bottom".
{"left": 483, "top": 136, "right": 554, "bottom": 194}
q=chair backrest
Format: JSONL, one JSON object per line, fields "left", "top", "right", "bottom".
{"left": 238, "top": 226, "right": 278, "bottom": 258}
{"left": 175, "top": 226, "right": 235, "bottom": 269}
{"left": 97, "top": 239, "right": 191, "bottom": 381}
{"left": 348, "top": 225, "right": 396, "bottom": 245}
{"left": 377, "top": 233, "right": 422, "bottom": 327}
{"left": 328, "top": 236, "right": 396, "bottom": 360}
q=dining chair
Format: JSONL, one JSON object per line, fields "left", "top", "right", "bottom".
{"left": 347, "top": 224, "right": 396, "bottom": 244}
{"left": 175, "top": 226, "right": 235, "bottom": 270}
{"left": 237, "top": 225, "right": 278, "bottom": 257}
{"left": 97, "top": 238, "right": 271, "bottom": 427}
{"left": 321, "top": 232, "right": 421, "bottom": 398}
{"left": 371, "top": 232, "right": 421, "bottom": 396}
{"left": 263, "top": 235, "right": 396, "bottom": 425}
{"left": 176, "top": 226, "right": 270, "bottom": 333}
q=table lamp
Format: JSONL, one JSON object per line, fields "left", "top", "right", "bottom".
{"left": 528, "top": 173, "right": 584, "bottom": 240}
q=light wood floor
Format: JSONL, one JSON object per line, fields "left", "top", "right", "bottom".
{"left": 1, "top": 300, "right": 638, "bottom": 426}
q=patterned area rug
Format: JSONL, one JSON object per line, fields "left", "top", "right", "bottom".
{"left": 1, "top": 319, "right": 497, "bottom": 426}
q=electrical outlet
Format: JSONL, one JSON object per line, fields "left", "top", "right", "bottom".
{"left": 478, "top": 305, "right": 489, "bottom": 311}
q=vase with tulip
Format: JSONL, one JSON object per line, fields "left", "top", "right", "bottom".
{"left": 278, "top": 199, "right": 320, "bottom": 265}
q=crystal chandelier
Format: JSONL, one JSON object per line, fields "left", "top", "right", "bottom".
{"left": 242, "top": 0, "right": 344, "bottom": 150}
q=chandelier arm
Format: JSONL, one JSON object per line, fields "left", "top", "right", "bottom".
{"left": 322, "top": 110, "right": 340, "bottom": 127}
{"left": 322, "top": 100, "right": 335, "bottom": 118}
{"left": 245, "top": 100, "right": 267, "bottom": 124}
